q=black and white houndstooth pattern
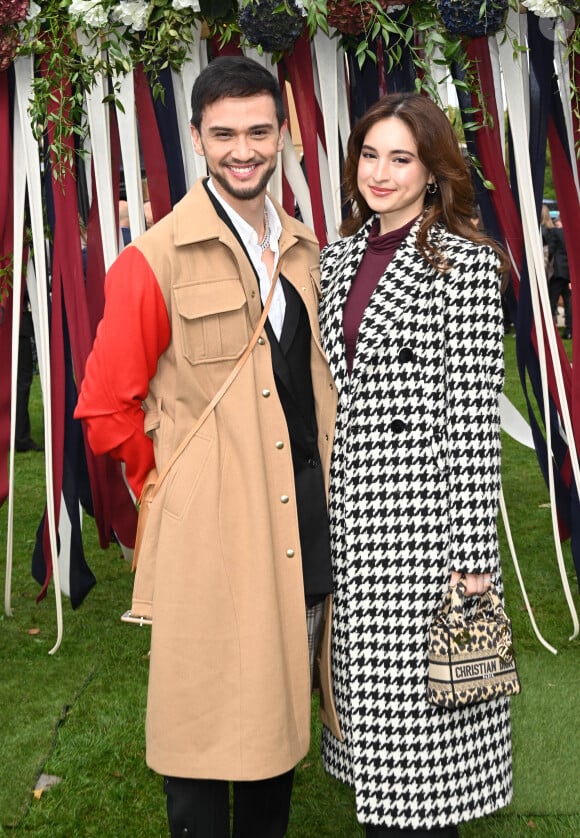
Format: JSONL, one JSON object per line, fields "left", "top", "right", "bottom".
{"left": 319, "top": 217, "right": 512, "bottom": 830}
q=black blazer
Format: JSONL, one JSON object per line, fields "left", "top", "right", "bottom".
{"left": 205, "top": 184, "right": 332, "bottom": 602}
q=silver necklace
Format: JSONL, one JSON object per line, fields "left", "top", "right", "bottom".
{"left": 258, "top": 209, "right": 271, "bottom": 253}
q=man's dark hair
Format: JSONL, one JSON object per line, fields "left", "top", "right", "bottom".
{"left": 190, "top": 56, "right": 286, "bottom": 130}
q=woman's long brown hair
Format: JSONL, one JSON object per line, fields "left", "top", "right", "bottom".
{"left": 340, "top": 92, "right": 509, "bottom": 275}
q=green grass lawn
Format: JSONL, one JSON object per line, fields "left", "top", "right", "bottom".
{"left": 1, "top": 337, "right": 579, "bottom": 837}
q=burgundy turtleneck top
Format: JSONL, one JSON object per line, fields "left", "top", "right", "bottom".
{"left": 343, "top": 216, "right": 417, "bottom": 374}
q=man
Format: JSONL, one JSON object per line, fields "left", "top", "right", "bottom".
{"left": 75, "top": 56, "right": 340, "bottom": 837}
{"left": 15, "top": 297, "right": 42, "bottom": 452}
{"left": 547, "top": 217, "right": 571, "bottom": 339}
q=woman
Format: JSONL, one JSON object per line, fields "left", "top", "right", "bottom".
{"left": 318, "top": 93, "right": 513, "bottom": 836}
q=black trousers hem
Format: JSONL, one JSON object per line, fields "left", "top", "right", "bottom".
{"left": 164, "top": 769, "right": 295, "bottom": 838}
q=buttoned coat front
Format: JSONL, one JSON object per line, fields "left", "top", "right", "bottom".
{"left": 77, "top": 180, "right": 339, "bottom": 781}
{"left": 318, "top": 218, "right": 513, "bottom": 829}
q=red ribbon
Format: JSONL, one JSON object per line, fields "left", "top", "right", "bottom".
{"left": 548, "top": 119, "right": 580, "bottom": 453}
{"left": 283, "top": 34, "right": 329, "bottom": 246}
{"left": 37, "top": 45, "right": 139, "bottom": 598}
{"left": 134, "top": 64, "right": 173, "bottom": 223}
{"left": 85, "top": 110, "right": 138, "bottom": 549}
{"left": 467, "top": 38, "right": 575, "bottom": 529}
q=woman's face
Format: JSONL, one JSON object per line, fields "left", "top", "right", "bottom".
{"left": 357, "top": 116, "right": 434, "bottom": 234}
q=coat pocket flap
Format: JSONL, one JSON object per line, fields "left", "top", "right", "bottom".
{"left": 174, "top": 278, "right": 246, "bottom": 320}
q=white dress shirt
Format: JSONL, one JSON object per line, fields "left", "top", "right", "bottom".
{"left": 207, "top": 178, "right": 286, "bottom": 339}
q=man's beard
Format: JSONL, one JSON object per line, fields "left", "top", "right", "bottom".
{"left": 208, "top": 160, "right": 277, "bottom": 201}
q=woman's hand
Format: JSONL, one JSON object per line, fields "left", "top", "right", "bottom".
{"left": 450, "top": 571, "right": 492, "bottom": 596}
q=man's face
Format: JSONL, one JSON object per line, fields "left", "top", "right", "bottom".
{"left": 191, "top": 94, "right": 286, "bottom": 207}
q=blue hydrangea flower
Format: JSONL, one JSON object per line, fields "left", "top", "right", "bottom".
{"left": 561, "top": 0, "right": 580, "bottom": 13}
{"left": 239, "top": 0, "right": 304, "bottom": 53}
{"left": 437, "top": 0, "right": 509, "bottom": 37}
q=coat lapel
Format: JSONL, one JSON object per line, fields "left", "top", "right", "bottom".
{"left": 320, "top": 220, "right": 374, "bottom": 398}
{"left": 321, "top": 218, "right": 450, "bottom": 398}
{"left": 351, "top": 220, "right": 437, "bottom": 388}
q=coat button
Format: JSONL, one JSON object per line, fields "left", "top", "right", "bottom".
{"left": 390, "top": 419, "right": 406, "bottom": 433}
{"left": 275, "top": 441, "right": 284, "bottom": 449}
{"left": 262, "top": 389, "right": 271, "bottom": 398}
{"left": 258, "top": 336, "right": 265, "bottom": 345}
{"left": 280, "top": 495, "right": 289, "bottom": 503}
{"left": 398, "top": 347, "right": 414, "bottom": 363}
{"left": 286, "top": 548, "right": 295, "bottom": 558}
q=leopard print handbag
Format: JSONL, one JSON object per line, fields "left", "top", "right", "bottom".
{"left": 427, "top": 580, "right": 521, "bottom": 709}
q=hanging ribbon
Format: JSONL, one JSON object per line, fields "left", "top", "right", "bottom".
{"left": 283, "top": 33, "right": 328, "bottom": 245}
{"left": 11, "top": 55, "right": 62, "bottom": 651}
{"left": 30, "top": 45, "right": 98, "bottom": 615}
{"left": 312, "top": 28, "right": 347, "bottom": 240}
{"left": 497, "top": 9, "right": 579, "bottom": 636}
{"left": 0, "top": 69, "right": 13, "bottom": 510}
{"left": 150, "top": 66, "right": 188, "bottom": 206}
{"left": 171, "top": 26, "right": 208, "bottom": 190}
{"left": 134, "top": 64, "right": 173, "bottom": 223}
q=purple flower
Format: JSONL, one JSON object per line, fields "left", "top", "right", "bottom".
{"left": 327, "top": 0, "right": 411, "bottom": 38}
{"left": 0, "top": 0, "right": 29, "bottom": 27}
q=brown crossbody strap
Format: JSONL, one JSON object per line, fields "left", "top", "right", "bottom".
{"left": 141, "top": 269, "right": 281, "bottom": 507}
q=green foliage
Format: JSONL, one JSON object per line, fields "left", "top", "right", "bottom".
{"left": 17, "top": 0, "right": 208, "bottom": 179}
{"left": 0, "top": 249, "right": 13, "bottom": 306}
{"left": 1, "top": 342, "right": 580, "bottom": 835}
{"left": 13, "top": 0, "right": 536, "bottom": 181}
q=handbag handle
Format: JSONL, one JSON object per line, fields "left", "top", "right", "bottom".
{"left": 442, "top": 580, "right": 510, "bottom": 629}
{"left": 139, "top": 269, "right": 281, "bottom": 508}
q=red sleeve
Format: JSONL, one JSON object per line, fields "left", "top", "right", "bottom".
{"left": 75, "top": 246, "right": 171, "bottom": 498}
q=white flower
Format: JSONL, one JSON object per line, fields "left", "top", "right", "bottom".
{"left": 171, "top": 0, "right": 201, "bottom": 11}
{"left": 520, "top": 0, "right": 565, "bottom": 17}
{"left": 27, "top": 1, "right": 41, "bottom": 19}
{"left": 111, "top": 0, "right": 151, "bottom": 32}
{"left": 68, "top": 0, "right": 109, "bottom": 28}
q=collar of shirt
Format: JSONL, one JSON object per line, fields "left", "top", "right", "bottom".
{"left": 206, "top": 178, "right": 286, "bottom": 340}
{"left": 206, "top": 178, "right": 282, "bottom": 261}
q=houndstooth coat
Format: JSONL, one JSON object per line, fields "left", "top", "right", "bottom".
{"left": 319, "top": 217, "right": 513, "bottom": 830}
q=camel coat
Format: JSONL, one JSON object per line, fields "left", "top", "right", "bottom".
{"left": 76, "top": 179, "right": 340, "bottom": 780}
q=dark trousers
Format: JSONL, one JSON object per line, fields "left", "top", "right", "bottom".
{"left": 164, "top": 769, "right": 295, "bottom": 838}
{"left": 549, "top": 275, "right": 572, "bottom": 334}
{"left": 15, "top": 333, "right": 33, "bottom": 447}
{"left": 366, "top": 826, "right": 459, "bottom": 837}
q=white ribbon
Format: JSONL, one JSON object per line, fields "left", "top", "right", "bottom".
{"left": 497, "top": 8, "right": 579, "bottom": 640}
{"left": 499, "top": 393, "right": 535, "bottom": 449}
{"left": 313, "top": 29, "right": 343, "bottom": 240}
{"left": 427, "top": 42, "right": 450, "bottom": 109}
{"left": 171, "top": 27, "right": 208, "bottom": 189}
{"left": 553, "top": 16, "right": 580, "bottom": 201}
{"left": 10, "top": 56, "right": 63, "bottom": 654}
{"left": 78, "top": 30, "right": 118, "bottom": 270}
{"left": 500, "top": 488, "right": 558, "bottom": 655}
{"left": 113, "top": 42, "right": 146, "bottom": 246}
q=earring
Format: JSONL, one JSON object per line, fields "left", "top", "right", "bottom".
{"left": 426, "top": 181, "right": 438, "bottom": 195}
